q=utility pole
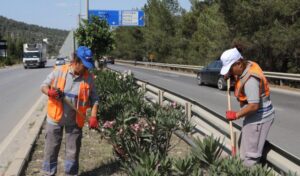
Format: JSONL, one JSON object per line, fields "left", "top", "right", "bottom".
{"left": 78, "top": 14, "right": 81, "bottom": 26}
{"left": 86, "top": 0, "right": 89, "bottom": 20}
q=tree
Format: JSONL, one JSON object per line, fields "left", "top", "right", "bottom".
{"left": 219, "top": 0, "right": 300, "bottom": 73}
{"left": 75, "top": 16, "right": 114, "bottom": 60}
{"left": 176, "top": 1, "right": 230, "bottom": 65}
{"left": 142, "top": 0, "right": 178, "bottom": 62}
{"left": 112, "top": 27, "right": 145, "bottom": 61}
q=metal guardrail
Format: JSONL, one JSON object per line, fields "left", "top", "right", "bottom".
{"left": 116, "top": 59, "right": 300, "bottom": 83}
{"left": 133, "top": 78, "right": 300, "bottom": 175}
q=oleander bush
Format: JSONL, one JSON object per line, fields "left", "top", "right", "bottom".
{"left": 93, "top": 70, "right": 278, "bottom": 176}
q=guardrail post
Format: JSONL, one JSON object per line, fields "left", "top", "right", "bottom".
{"left": 280, "top": 79, "right": 284, "bottom": 86}
{"left": 158, "top": 90, "right": 164, "bottom": 105}
{"left": 142, "top": 83, "right": 146, "bottom": 92}
{"left": 185, "top": 102, "right": 192, "bottom": 120}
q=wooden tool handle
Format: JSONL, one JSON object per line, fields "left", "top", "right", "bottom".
{"left": 227, "top": 78, "right": 236, "bottom": 156}
{"left": 63, "top": 97, "right": 87, "bottom": 120}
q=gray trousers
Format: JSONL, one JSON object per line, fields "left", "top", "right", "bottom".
{"left": 42, "top": 123, "right": 82, "bottom": 176}
{"left": 239, "top": 118, "right": 274, "bottom": 167}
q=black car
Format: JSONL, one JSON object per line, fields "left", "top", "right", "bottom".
{"left": 196, "top": 60, "right": 229, "bottom": 90}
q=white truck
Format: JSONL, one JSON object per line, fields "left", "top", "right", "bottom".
{"left": 23, "top": 42, "right": 47, "bottom": 69}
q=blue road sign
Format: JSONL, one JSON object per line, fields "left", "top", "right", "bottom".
{"left": 89, "top": 10, "right": 145, "bottom": 27}
{"left": 89, "top": 10, "right": 120, "bottom": 26}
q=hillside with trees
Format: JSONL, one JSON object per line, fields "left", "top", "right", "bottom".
{"left": 111, "top": 0, "right": 300, "bottom": 73}
{"left": 0, "top": 15, "right": 68, "bottom": 61}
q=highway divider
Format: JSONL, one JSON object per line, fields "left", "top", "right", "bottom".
{"left": 116, "top": 59, "right": 300, "bottom": 88}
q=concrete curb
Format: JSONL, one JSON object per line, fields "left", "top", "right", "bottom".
{"left": 0, "top": 95, "right": 47, "bottom": 176}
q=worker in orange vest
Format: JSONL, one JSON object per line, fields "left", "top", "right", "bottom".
{"left": 220, "top": 47, "right": 275, "bottom": 167}
{"left": 41, "top": 46, "right": 99, "bottom": 175}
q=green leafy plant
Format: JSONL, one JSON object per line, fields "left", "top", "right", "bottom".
{"left": 209, "top": 157, "right": 249, "bottom": 176}
{"left": 172, "top": 157, "right": 195, "bottom": 176}
{"left": 209, "top": 157, "right": 275, "bottom": 176}
{"left": 93, "top": 70, "right": 194, "bottom": 175}
{"left": 191, "top": 135, "right": 223, "bottom": 167}
{"left": 123, "top": 152, "right": 172, "bottom": 176}
{"left": 75, "top": 15, "right": 114, "bottom": 61}
{"left": 249, "top": 165, "right": 274, "bottom": 176}
{"left": 286, "top": 171, "right": 298, "bottom": 176}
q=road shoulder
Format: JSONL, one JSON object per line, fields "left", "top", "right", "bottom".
{"left": 0, "top": 95, "right": 47, "bottom": 176}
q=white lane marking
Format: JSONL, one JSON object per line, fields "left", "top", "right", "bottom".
{"left": 215, "top": 91, "right": 227, "bottom": 97}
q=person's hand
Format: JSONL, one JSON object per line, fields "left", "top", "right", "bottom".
{"left": 48, "top": 89, "right": 59, "bottom": 99}
{"left": 226, "top": 111, "right": 238, "bottom": 121}
{"left": 48, "top": 88, "right": 64, "bottom": 99}
{"left": 89, "top": 116, "right": 99, "bottom": 129}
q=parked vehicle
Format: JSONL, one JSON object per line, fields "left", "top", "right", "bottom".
{"left": 107, "top": 56, "right": 115, "bottom": 64}
{"left": 197, "top": 60, "right": 232, "bottom": 90}
{"left": 23, "top": 42, "right": 47, "bottom": 69}
{"left": 55, "top": 57, "right": 66, "bottom": 66}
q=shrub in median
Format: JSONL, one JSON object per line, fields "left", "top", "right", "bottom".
{"left": 93, "top": 70, "right": 277, "bottom": 176}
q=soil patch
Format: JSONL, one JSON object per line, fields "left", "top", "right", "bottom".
{"left": 23, "top": 121, "right": 190, "bottom": 175}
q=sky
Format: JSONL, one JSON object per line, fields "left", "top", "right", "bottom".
{"left": 0, "top": 0, "right": 191, "bottom": 30}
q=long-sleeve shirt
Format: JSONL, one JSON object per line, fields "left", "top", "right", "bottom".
{"left": 41, "top": 66, "right": 99, "bottom": 126}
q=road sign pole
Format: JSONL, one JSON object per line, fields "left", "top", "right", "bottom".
{"left": 86, "top": 0, "right": 89, "bottom": 19}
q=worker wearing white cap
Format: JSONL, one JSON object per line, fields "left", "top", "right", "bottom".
{"left": 220, "top": 47, "right": 275, "bottom": 167}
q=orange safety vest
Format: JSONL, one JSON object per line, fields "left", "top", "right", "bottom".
{"left": 234, "top": 61, "right": 270, "bottom": 103}
{"left": 47, "top": 64, "right": 93, "bottom": 128}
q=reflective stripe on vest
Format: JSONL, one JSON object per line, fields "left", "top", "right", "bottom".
{"left": 47, "top": 64, "right": 93, "bottom": 128}
{"left": 234, "top": 61, "right": 270, "bottom": 103}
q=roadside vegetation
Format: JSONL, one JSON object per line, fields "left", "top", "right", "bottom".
{"left": 25, "top": 69, "right": 285, "bottom": 175}
{"left": 54, "top": 6, "right": 298, "bottom": 175}
{"left": 111, "top": 0, "right": 300, "bottom": 73}
{"left": 23, "top": 1, "right": 300, "bottom": 174}
{"left": 90, "top": 70, "right": 278, "bottom": 176}
{"left": 0, "top": 15, "right": 68, "bottom": 67}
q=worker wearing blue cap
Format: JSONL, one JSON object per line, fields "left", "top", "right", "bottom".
{"left": 40, "top": 46, "right": 99, "bottom": 175}
{"left": 76, "top": 46, "right": 95, "bottom": 70}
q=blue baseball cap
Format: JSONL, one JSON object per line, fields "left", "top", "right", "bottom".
{"left": 76, "top": 46, "right": 95, "bottom": 69}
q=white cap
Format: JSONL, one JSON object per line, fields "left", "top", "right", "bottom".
{"left": 220, "top": 48, "right": 243, "bottom": 75}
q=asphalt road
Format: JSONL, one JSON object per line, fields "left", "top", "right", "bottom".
{"left": 108, "top": 64, "right": 300, "bottom": 158}
{"left": 0, "top": 60, "right": 54, "bottom": 143}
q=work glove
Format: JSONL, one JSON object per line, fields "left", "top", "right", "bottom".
{"left": 89, "top": 116, "right": 99, "bottom": 129}
{"left": 226, "top": 111, "right": 238, "bottom": 121}
{"left": 47, "top": 88, "right": 63, "bottom": 99}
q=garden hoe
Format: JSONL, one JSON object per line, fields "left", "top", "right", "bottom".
{"left": 62, "top": 97, "right": 101, "bottom": 133}
{"left": 227, "top": 78, "right": 236, "bottom": 156}
{"left": 63, "top": 97, "right": 86, "bottom": 120}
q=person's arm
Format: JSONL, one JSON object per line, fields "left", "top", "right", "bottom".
{"left": 41, "top": 86, "right": 50, "bottom": 95}
{"left": 41, "top": 70, "right": 56, "bottom": 95}
{"left": 226, "top": 77, "right": 260, "bottom": 121}
{"left": 236, "top": 103, "right": 259, "bottom": 118}
{"left": 237, "top": 77, "right": 260, "bottom": 118}
{"left": 91, "top": 103, "right": 98, "bottom": 117}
